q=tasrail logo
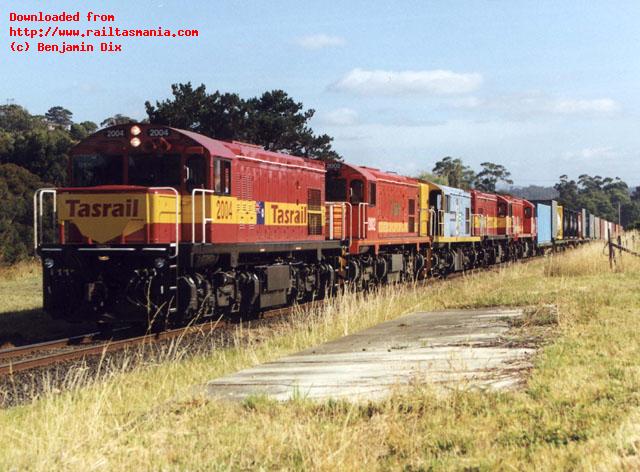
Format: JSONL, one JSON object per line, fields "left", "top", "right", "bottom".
{"left": 66, "top": 199, "right": 139, "bottom": 218}
{"left": 269, "top": 204, "right": 307, "bottom": 225}
{"left": 59, "top": 194, "right": 147, "bottom": 243}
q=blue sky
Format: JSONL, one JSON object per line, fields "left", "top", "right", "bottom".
{"left": 3, "top": 0, "right": 639, "bottom": 186}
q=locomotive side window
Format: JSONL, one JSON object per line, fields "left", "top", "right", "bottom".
{"left": 326, "top": 178, "right": 346, "bottom": 201}
{"left": 128, "top": 154, "right": 181, "bottom": 187}
{"left": 524, "top": 207, "right": 532, "bottom": 218}
{"left": 349, "top": 179, "right": 364, "bottom": 204}
{"left": 498, "top": 202, "right": 507, "bottom": 217}
{"left": 369, "top": 183, "right": 377, "bottom": 206}
{"left": 214, "top": 159, "right": 231, "bottom": 195}
{"left": 429, "top": 190, "right": 441, "bottom": 210}
{"left": 72, "top": 154, "right": 123, "bottom": 186}
{"left": 185, "top": 154, "right": 206, "bottom": 191}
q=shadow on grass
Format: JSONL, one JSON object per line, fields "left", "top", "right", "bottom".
{"left": 0, "top": 308, "right": 97, "bottom": 348}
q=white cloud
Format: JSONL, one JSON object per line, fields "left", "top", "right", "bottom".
{"left": 330, "top": 68, "right": 483, "bottom": 96}
{"left": 449, "top": 96, "right": 484, "bottom": 108}
{"left": 550, "top": 99, "right": 620, "bottom": 114}
{"left": 450, "top": 92, "right": 621, "bottom": 119}
{"left": 322, "top": 108, "right": 358, "bottom": 126}
{"left": 296, "top": 34, "right": 345, "bottom": 50}
{"left": 561, "top": 146, "right": 618, "bottom": 161}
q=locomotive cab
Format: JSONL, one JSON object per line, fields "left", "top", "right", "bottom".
{"left": 35, "top": 124, "right": 218, "bottom": 323}
{"left": 426, "top": 184, "right": 473, "bottom": 240}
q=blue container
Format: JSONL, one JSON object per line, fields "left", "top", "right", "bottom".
{"left": 536, "top": 203, "right": 552, "bottom": 246}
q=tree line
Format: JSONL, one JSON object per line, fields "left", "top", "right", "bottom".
{"left": 1, "top": 83, "right": 639, "bottom": 263}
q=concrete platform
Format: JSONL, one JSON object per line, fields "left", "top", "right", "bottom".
{"left": 206, "top": 307, "right": 536, "bottom": 402}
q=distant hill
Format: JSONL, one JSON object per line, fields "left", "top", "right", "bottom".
{"left": 505, "top": 185, "right": 559, "bottom": 200}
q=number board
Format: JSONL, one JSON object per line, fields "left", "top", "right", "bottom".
{"left": 104, "top": 128, "right": 125, "bottom": 138}
{"left": 147, "top": 128, "right": 171, "bottom": 137}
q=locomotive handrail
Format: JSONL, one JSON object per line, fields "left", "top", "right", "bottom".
{"left": 325, "top": 201, "right": 343, "bottom": 240}
{"left": 325, "top": 201, "right": 352, "bottom": 245}
{"left": 428, "top": 208, "right": 436, "bottom": 236}
{"left": 33, "top": 188, "right": 58, "bottom": 251}
{"left": 512, "top": 216, "right": 520, "bottom": 235}
{"left": 471, "top": 213, "right": 487, "bottom": 237}
{"left": 149, "top": 187, "right": 180, "bottom": 258}
{"left": 344, "top": 202, "right": 352, "bottom": 245}
{"left": 357, "top": 202, "right": 369, "bottom": 239}
{"left": 327, "top": 203, "right": 336, "bottom": 240}
{"left": 191, "top": 188, "right": 216, "bottom": 245}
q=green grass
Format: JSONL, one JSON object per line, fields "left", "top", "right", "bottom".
{"left": 0, "top": 260, "right": 41, "bottom": 313}
{"left": 1, "top": 242, "right": 639, "bottom": 470}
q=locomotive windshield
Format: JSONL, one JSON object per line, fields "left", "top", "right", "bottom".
{"left": 128, "top": 154, "right": 181, "bottom": 187}
{"left": 71, "top": 153, "right": 185, "bottom": 187}
{"left": 326, "top": 177, "right": 346, "bottom": 201}
{"left": 72, "top": 154, "right": 123, "bottom": 186}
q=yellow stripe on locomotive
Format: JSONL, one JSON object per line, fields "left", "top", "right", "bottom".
{"left": 57, "top": 191, "right": 324, "bottom": 244}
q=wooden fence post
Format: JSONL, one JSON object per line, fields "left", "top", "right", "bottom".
{"left": 617, "top": 235, "right": 622, "bottom": 259}
{"left": 608, "top": 228, "right": 614, "bottom": 269}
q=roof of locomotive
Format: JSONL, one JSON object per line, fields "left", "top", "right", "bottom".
{"left": 335, "top": 162, "right": 420, "bottom": 186}
{"left": 432, "top": 183, "right": 471, "bottom": 197}
{"left": 71, "top": 124, "right": 325, "bottom": 173}
{"left": 470, "top": 189, "right": 498, "bottom": 200}
{"left": 358, "top": 166, "right": 419, "bottom": 186}
{"left": 176, "top": 128, "right": 326, "bottom": 172}
{"left": 497, "top": 194, "right": 525, "bottom": 205}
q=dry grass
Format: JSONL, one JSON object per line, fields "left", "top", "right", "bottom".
{"left": 1, "top": 240, "right": 639, "bottom": 470}
{"left": 0, "top": 260, "right": 97, "bottom": 345}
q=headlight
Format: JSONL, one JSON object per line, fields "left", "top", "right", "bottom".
{"left": 154, "top": 257, "right": 166, "bottom": 269}
{"left": 130, "top": 137, "right": 141, "bottom": 147}
{"left": 43, "top": 258, "right": 55, "bottom": 269}
{"left": 130, "top": 125, "right": 142, "bottom": 136}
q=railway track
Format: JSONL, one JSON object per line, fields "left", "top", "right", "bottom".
{"left": 0, "top": 249, "right": 567, "bottom": 378}
{"left": 0, "top": 304, "right": 298, "bottom": 377}
{"left": 0, "top": 332, "right": 102, "bottom": 363}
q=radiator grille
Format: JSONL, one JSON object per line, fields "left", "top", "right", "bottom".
{"left": 308, "top": 188, "right": 323, "bottom": 235}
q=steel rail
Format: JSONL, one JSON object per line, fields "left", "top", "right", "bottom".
{"left": 0, "top": 332, "right": 102, "bottom": 362}
{"left": 0, "top": 303, "right": 307, "bottom": 377}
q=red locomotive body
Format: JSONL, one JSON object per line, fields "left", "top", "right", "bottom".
{"left": 179, "top": 132, "right": 328, "bottom": 246}
{"left": 36, "top": 124, "right": 341, "bottom": 324}
{"left": 522, "top": 200, "right": 535, "bottom": 237}
{"left": 470, "top": 190, "right": 499, "bottom": 237}
{"left": 59, "top": 127, "right": 327, "bottom": 248}
{"left": 325, "top": 162, "right": 429, "bottom": 255}
{"left": 499, "top": 195, "right": 536, "bottom": 239}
